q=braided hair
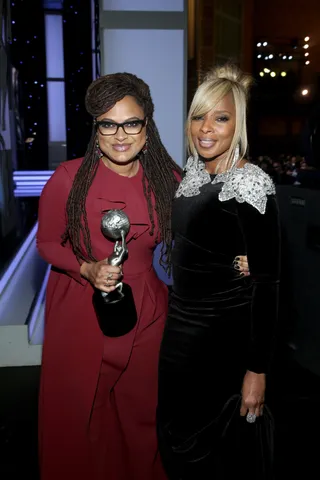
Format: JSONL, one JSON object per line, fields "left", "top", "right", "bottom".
{"left": 62, "top": 72, "right": 182, "bottom": 272}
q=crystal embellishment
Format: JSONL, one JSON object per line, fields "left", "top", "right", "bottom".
{"left": 175, "top": 156, "right": 211, "bottom": 198}
{"left": 212, "top": 163, "right": 275, "bottom": 214}
{"left": 175, "top": 156, "right": 275, "bottom": 215}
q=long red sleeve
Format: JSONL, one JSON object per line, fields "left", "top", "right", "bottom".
{"left": 36, "top": 164, "right": 86, "bottom": 285}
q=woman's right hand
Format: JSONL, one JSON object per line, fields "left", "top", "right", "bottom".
{"left": 80, "top": 260, "right": 122, "bottom": 293}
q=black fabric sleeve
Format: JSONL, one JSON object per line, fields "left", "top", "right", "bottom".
{"left": 237, "top": 195, "right": 281, "bottom": 374}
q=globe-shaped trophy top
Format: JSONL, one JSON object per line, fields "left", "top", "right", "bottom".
{"left": 101, "top": 209, "right": 130, "bottom": 240}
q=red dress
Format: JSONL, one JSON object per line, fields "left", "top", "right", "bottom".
{"left": 37, "top": 158, "right": 169, "bottom": 480}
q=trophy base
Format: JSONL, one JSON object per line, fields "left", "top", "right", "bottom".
{"left": 92, "top": 283, "right": 138, "bottom": 337}
{"left": 100, "top": 285, "right": 125, "bottom": 304}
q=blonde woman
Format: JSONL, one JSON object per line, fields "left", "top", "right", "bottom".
{"left": 157, "top": 64, "right": 280, "bottom": 479}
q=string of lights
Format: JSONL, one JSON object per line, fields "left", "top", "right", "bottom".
{"left": 255, "top": 35, "right": 311, "bottom": 90}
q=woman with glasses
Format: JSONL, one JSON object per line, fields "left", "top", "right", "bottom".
{"left": 37, "top": 72, "right": 249, "bottom": 480}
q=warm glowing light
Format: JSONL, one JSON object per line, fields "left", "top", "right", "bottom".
{"left": 264, "top": 68, "right": 270, "bottom": 73}
{"left": 281, "top": 72, "right": 287, "bottom": 77}
{"left": 302, "top": 89, "right": 309, "bottom": 96}
{"left": 303, "top": 44, "right": 309, "bottom": 49}
{"left": 304, "top": 36, "right": 310, "bottom": 42}
{"left": 270, "top": 72, "right": 276, "bottom": 77}
{"left": 259, "top": 72, "right": 265, "bottom": 77}
{"left": 305, "top": 52, "right": 309, "bottom": 57}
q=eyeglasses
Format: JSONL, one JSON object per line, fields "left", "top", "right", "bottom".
{"left": 95, "top": 118, "right": 147, "bottom": 136}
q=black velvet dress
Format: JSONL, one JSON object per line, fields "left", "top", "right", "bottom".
{"left": 157, "top": 165, "right": 280, "bottom": 479}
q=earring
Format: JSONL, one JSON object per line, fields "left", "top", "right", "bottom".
{"left": 96, "top": 141, "right": 103, "bottom": 158}
{"left": 230, "top": 144, "right": 240, "bottom": 169}
{"left": 142, "top": 135, "right": 148, "bottom": 154}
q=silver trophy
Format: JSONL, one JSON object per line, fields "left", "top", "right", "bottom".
{"left": 100, "top": 209, "right": 130, "bottom": 303}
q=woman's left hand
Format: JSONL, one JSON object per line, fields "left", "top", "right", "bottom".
{"left": 240, "top": 370, "right": 266, "bottom": 419}
{"left": 234, "top": 255, "right": 250, "bottom": 276}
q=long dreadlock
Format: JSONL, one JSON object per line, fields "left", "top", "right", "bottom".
{"left": 62, "top": 72, "right": 182, "bottom": 273}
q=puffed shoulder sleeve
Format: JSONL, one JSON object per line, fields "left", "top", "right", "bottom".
{"left": 232, "top": 165, "right": 281, "bottom": 373}
{"left": 36, "top": 164, "right": 86, "bottom": 285}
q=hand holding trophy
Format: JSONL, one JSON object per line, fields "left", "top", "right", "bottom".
{"left": 100, "top": 209, "right": 130, "bottom": 303}
{"left": 93, "top": 209, "right": 138, "bottom": 336}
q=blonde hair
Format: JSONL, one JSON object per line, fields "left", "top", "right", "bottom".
{"left": 187, "top": 63, "right": 254, "bottom": 170}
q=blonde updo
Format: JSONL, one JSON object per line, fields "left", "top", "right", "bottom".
{"left": 187, "top": 63, "right": 254, "bottom": 169}
{"left": 204, "top": 63, "right": 254, "bottom": 98}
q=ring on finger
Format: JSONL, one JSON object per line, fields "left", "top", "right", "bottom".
{"left": 246, "top": 412, "right": 257, "bottom": 424}
{"left": 107, "top": 273, "right": 113, "bottom": 280}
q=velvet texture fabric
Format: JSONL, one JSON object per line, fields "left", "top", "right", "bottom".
{"left": 157, "top": 174, "right": 280, "bottom": 479}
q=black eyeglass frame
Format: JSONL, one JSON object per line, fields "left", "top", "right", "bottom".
{"left": 94, "top": 118, "right": 147, "bottom": 136}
